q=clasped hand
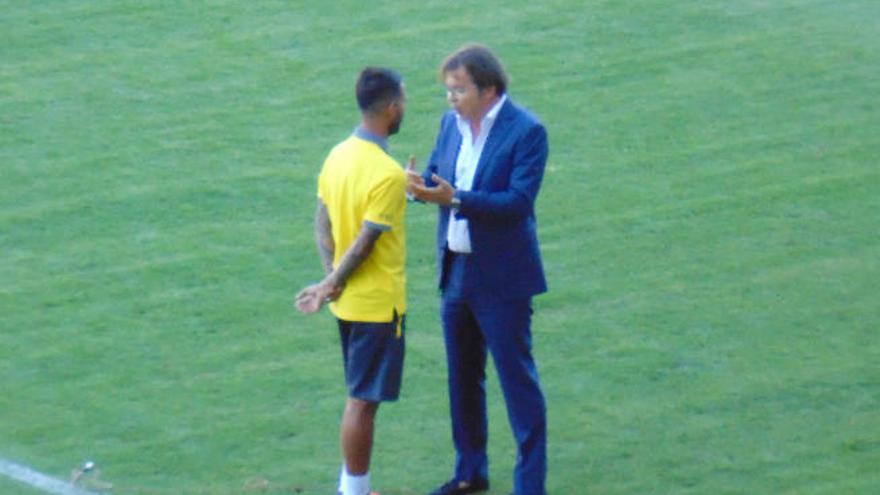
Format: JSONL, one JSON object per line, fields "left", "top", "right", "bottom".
{"left": 294, "top": 280, "right": 343, "bottom": 314}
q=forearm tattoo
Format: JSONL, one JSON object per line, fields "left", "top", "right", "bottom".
{"left": 315, "top": 201, "right": 335, "bottom": 274}
{"left": 329, "top": 226, "right": 382, "bottom": 286}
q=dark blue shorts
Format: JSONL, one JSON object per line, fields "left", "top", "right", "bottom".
{"left": 337, "top": 314, "right": 405, "bottom": 402}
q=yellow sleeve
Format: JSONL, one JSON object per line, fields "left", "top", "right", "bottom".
{"left": 364, "top": 168, "right": 406, "bottom": 230}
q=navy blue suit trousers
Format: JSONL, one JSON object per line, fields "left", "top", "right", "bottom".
{"left": 442, "top": 251, "right": 547, "bottom": 495}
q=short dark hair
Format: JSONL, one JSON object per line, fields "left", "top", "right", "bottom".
{"left": 356, "top": 67, "right": 403, "bottom": 115}
{"left": 441, "top": 43, "right": 508, "bottom": 95}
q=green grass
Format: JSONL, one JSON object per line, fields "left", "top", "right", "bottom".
{"left": 2, "top": 1, "right": 878, "bottom": 494}
{"left": 0, "top": 476, "right": 44, "bottom": 495}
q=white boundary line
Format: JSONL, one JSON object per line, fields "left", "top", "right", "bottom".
{"left": 0, "top": 458, "right": 100, "bottom": 495}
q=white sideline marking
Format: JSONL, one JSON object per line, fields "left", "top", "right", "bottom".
{"left": 0, "top": 458, "right": 99, "bottom": 495}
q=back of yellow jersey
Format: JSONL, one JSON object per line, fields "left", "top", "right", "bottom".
{"left": 318, "top": 136, "right": 407, "bottom": 322}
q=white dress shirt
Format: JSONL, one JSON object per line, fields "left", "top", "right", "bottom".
{"left": 447, "top": 95, "right": 508, "bottom": 253}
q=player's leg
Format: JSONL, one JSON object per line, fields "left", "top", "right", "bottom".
{"left": 339, "top": 399, "right": 380, "bottom": 495}
{"left": 340, "top": 397, "right": 379, "bottom": 474}
{"left": 337, "top": 316, "right": 405, "bottom": 495}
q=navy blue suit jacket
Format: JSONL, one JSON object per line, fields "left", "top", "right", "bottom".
{"left": 425, "top": 98, "right": 549, "bottom": 300}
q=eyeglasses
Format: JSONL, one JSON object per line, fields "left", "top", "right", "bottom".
{"left": 444, "top": 84, "right": 473, "bottom": 96}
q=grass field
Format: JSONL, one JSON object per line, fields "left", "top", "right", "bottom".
{"left": 2, "top": 1, "right": 879, "bottom": 494}
{"left": 0, "top": 476, "right": 43, "bottom": 495}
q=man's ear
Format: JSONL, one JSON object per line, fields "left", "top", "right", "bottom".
{"left": 388, "top": 100, "right": 403, "bottom": 117}
{"left": 480, "top": 85, "right": 498, "bottom": 101}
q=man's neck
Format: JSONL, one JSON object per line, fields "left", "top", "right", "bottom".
{"left": 467, "top": 95, "right": 501, "bottom": 138}
{"left": 361, "top": 119, "right": 388, "bottom": 139}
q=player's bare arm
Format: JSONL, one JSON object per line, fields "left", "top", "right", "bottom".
{"left": 326, "top": 223, "right": 382, "bottom": 288}
{"left": 295, "top": 223, "right": 383, "bottom": 314}
{"left": 314, "top": 199, "right": 335, "bottom": 275}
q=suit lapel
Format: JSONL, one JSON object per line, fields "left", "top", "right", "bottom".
{"left": 442, "top": 122, "right": 462, "bottom": 184}
{"left": 472, "top": 99, "right": 515, "bottom": 190}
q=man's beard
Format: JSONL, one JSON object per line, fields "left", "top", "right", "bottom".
{"left": 388, "top": 114, "right": 403, "bottom": 136}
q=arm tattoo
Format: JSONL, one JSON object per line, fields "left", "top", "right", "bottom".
{"left": 327, "top": 223, "right": 383, "bottom": 288}
{"left": 314, "top": 200, "right": 335, "bottom": 275}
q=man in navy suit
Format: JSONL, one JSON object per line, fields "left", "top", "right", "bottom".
{"left": 407, "top": 43, "right": 548, "bottom": 495}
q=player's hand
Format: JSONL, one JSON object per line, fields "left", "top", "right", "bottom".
{"left": 294, "top": 281, "right": 341, "bottom": 314}
{"left": 294, "top": 285, "right": 324, "bottom": 314}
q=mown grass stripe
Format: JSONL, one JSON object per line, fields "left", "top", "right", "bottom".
{"left": 0, "top": 459, "right": 99, "bottom": 495}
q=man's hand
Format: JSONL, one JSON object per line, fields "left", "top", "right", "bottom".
{"left": 406, "top": 160, "right": 455, "bottom": 207}
{"left": 294, "top": 280, "right": 343, "bottom": 314}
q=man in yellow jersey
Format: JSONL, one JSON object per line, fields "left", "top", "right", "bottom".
{"left": 295, "top": 67, "right": 408, "bottom": 495}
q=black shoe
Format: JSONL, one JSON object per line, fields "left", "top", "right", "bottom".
{"left": 428, "top": 478, "right": 489, "bottom": 495}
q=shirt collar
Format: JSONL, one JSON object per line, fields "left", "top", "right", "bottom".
{"left": 353, "top": 125, "right": 389, "bottom": 152}
{"left": 485, "top": 93, "right": 507, "bottom": 122}
{"left": 456, "top": 93, "right": 508, "bottom": 130}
